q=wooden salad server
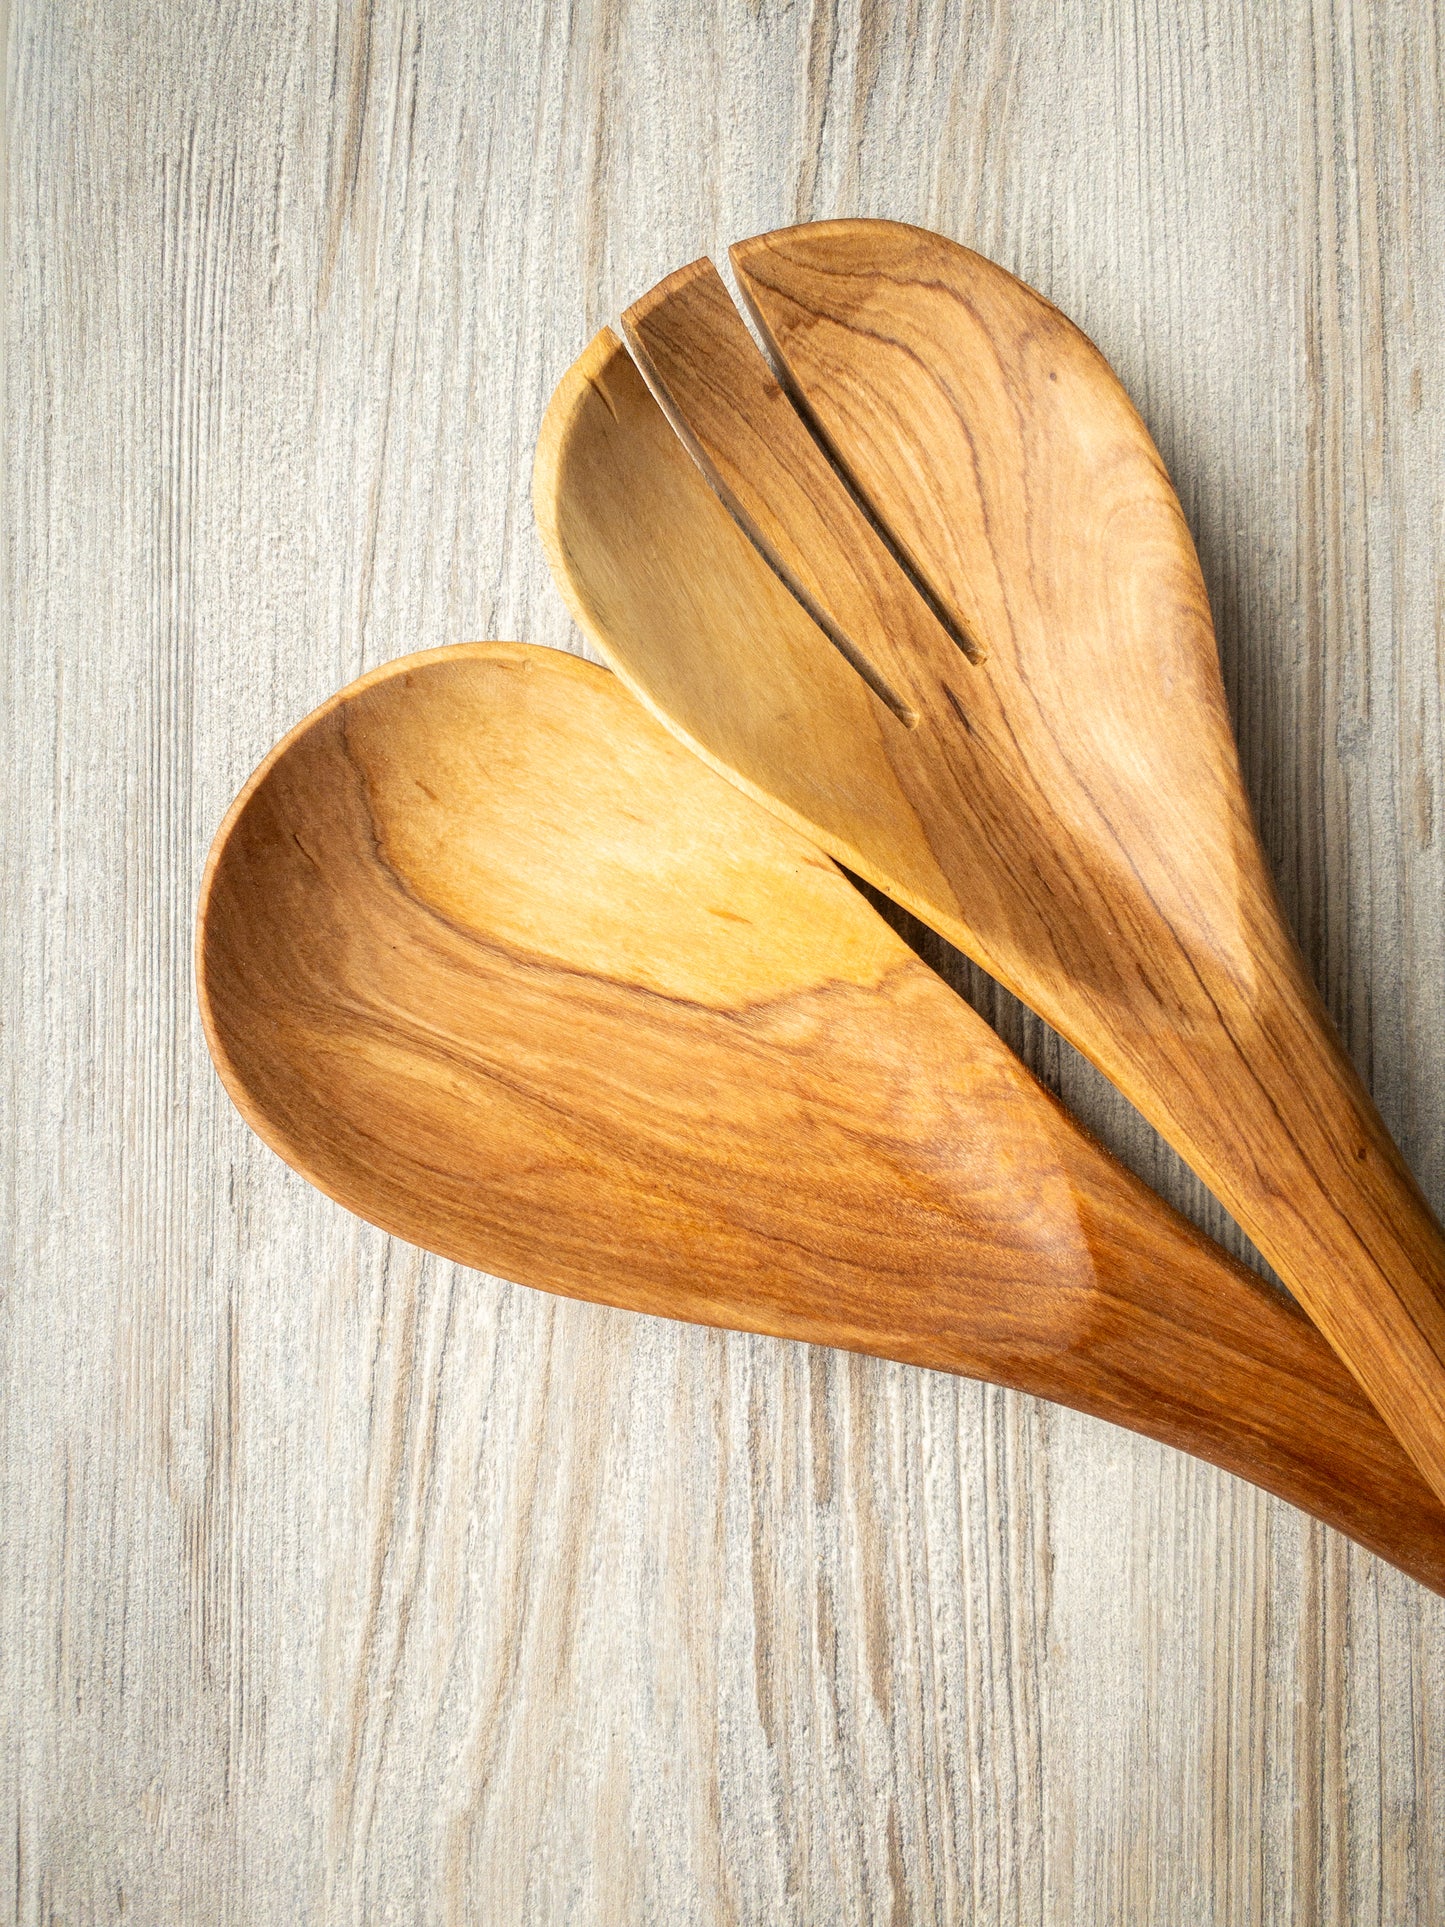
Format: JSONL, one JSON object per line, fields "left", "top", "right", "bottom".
{"left": 533, "top": 224, "right": 1445, "bottom": 1509}
{"left": 196, "top": 641, "right": 1445, "bottom": 1591}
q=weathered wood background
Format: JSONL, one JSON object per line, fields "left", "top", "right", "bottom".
{"left": 5, "top": 2, "right": 1444, "bottom": 1919}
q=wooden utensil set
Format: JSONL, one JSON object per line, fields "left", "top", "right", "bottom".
{"left": 198, "top": 220, "right": 1445, "bottom": 1595}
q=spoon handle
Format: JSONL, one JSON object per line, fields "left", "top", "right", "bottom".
{"left": 1095, "top": 936, "right": 1445, "bottom": 1515}
{"left": 890, "top": 1030, "right": 1445, "bottom": 1596}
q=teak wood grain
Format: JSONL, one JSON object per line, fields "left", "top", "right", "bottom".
{"left": 540, "top": 227, "right": 1445, "bottom": 1512}
{"left": 197, "top": 642, "right": 1445, "bottom": 1593}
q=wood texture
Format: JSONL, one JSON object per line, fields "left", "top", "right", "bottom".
{"left": 198, "top": 640, "right": 1445, "bottom": 1587}
{"left": 579, "top": 227, "right": 1445, "bottom": 1510}
{"left": 6, "top": 2, "right": 1445, "bottom": 1922}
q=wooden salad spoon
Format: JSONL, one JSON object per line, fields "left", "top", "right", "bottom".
{"left": 533, "top": 224, "right": 1445, "bottom": 1508}
{"left": 196, "top": 641, "right": 1445, "bottom": 1591}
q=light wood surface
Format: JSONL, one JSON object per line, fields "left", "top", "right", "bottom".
{"left": 198, "top": 641, "right": 1445, "bottom": 1587}
{"left": 6, "top": 3, "right": 1445, "bottom": 1922}
{"left": 582, "top": 229, "right": 1445, "bottom": 1509}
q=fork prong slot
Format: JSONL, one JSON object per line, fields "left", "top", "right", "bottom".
{"left": 621, "top": 260, "right": 980, "bottom": 733}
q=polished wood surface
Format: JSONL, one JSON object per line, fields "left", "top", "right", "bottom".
{"left": 543, "top": 235, "right": 1445, "bottom": 1512}
{"left": 198, "top": 641, "right": 1445, "bottom": 1591}
{"left": 10, "top": 3, "right": 1445, "bottom": 1919}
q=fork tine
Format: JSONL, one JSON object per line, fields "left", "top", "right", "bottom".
{"left": 623, "top": 258, "right": 984, "bottom": 697}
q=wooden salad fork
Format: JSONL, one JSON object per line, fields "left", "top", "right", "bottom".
{"left": 533, "top": 221, "right": 1445, "bottom": 1509}
{"left": 197, "top": 642, "right": 1445, "bottom": 1590}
